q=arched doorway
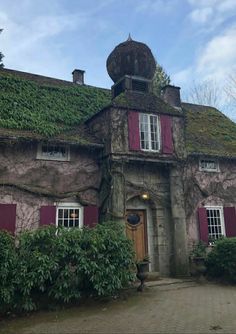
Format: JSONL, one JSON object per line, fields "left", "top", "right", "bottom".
{"left": 126, "top": 196, "right": 158, "bottom": 272}
{"left": 126, "top": 209, "right": 148, "bottom": 262}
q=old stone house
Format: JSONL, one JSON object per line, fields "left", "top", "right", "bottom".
{"left": 0, "top": 37, "right": 235, "bottom": 276}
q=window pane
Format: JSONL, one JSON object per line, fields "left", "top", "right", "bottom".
{"left": 69, "top": 219, "right": 74, "bottom": 227}
{"left": 57, "top": 206, "right": 80, "bottom": 228}
{"left": 58, "top": 209, "right": 63, "bottom": 219}
{"left": 139, "top": 114, "right": 159, "bottom": 151}
{"left": 207, "top": 208, "right": 223, "bottom": 240}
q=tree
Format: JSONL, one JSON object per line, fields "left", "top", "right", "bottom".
{"left": 184, "top": 80, "right": 222, "bottom": 109}
{"left": 225, "top": 71, "right": 236, "bottom": 105}
{"left": 184, "top": 79, "right": 236, "bottom": 122}
{"left": 152, "top": 63, "right": 170, "bottom": 97}
{"left": 0, "top": 29, "right": 4, "bottom": 68}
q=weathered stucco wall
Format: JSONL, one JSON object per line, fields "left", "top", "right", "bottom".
{"left": 89, "top": 106, "right": 188, "bottom": 275}
{"left": 109, "top": 108, "right": 185, "bottom": 159}
{"left": 125, "top": 162, "right": 172, "bottom": 275}
{"left": 0, "top": 141, "right": 101, "bottom": 232}
{"left": 184, "top": 157, "right": 236, "bottom": 249}
{"left": 100, "top": 158, "right": 173, "bottom": 275}
{"left": 89, "top": 107, "right": 186, "bottom": 160}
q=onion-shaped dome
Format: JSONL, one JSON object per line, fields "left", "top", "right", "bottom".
{"left": 106, "top": 35, "right": 156, "bottom": 83}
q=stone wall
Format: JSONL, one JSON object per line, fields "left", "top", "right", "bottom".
{"left": 124, "top": 162, "right": 172, "bottom": 275}
{"left": 89, "top": 106, "right": 188, "bottom": 275}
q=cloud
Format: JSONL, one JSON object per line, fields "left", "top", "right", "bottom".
{"left": 172, "top": 24, "right": 236, "bottom": 121}
{"left": 173, "top": 25, "right": 236, "bottom": 88}
{"left": 0, "top": 9, "right": 82, "bottom": 78}
{"left": 187, "top": 0, "right": 236, "bottom": 27}
{"left": 189, "top": 7, "right": 213, "bottom": 24}
{"left": 196, "top": 25, "right": 236, "bottom": 81}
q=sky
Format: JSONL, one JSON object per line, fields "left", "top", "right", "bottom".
{"left": 0, "top": 0, "right": 236, "bottom": 121}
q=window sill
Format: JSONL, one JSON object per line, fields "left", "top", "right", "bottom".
{"left": 141, "top": 149, "right": 160, "bottom": 153}
{"left": 36, "top": 157, "right": 70, "bottom": 162}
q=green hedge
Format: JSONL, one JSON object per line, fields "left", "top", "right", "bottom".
{"left": 0, "top": 222, "right": 135, "bottom": 314}
{"left": 206, "top": 237, "right": 236, "bottom": 282}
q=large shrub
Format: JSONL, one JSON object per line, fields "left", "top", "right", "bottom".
{"left": 0, "top": 231, "right": 17, "bottom": 312}
{"left": 206, "top": 237, "right": 236, "bottom": 282}
{"left": 0, "top": 222, "right": 135, "bottom": 313}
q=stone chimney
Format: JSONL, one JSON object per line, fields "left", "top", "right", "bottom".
{"left": 161, "top": 85, "right": 181, "bottom": 109}
{"left": 72, "top": 69, "right": 85, "bottom": 85}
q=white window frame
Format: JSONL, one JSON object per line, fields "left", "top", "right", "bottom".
{"left": 205, "top": 206, "right": 225, "bottom": 241}
{"left": 36, "top": 143, "right": 70, "bottom": 162}
{"left": 139, "top": 113, "right": 161, "bottom": 152}
{"left": 199, "top": 158, "right": 219, "bottom": 172}
{"left": 56, "top": 202, "right": 83, "bottom": 228}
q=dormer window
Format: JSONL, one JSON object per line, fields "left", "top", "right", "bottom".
{"left": 128, "top": 111, "right": 173, "bottom": 154}
{"left": 37, "top": 143, "right": 70, "bottom": 161}
{"left": 139, "top": 113, "right": 161, "bottom": 152}
{"left": 199, "top": 159, "right": 219, "bottom": 172}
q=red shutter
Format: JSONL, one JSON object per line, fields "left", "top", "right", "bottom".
{"left": 198, "top": 208, "right": 209, "bottom": 244}
{"left": 84, "top": 206, "right": 98, "bottom": 228}
{"left": 40, "top": 206, "right": 56, "bottom": 226}
{"left": 0, "top": 204, "right": 16, "bottom": 234}
{"left": 160, "top": 115, "right": 173, "bottom": 154}
{"left": 128, "top": 111, "right": 140, "bottom": 151}
{"left": 224, "top": 207, "right": 236, "bottom": 237}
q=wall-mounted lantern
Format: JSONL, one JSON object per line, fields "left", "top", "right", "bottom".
{"left": 141, "top": 192, "right": 149, "bottom": 200}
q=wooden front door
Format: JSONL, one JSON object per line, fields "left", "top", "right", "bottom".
{"left": 126, "top": 210, "right": 148, "bottom": 261}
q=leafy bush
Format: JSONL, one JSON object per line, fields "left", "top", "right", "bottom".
{"left": 0, "top": 231, "right": 17, "bottom": 312}
{"left": 0, "top": 222, "right": 135, "bottom": 313}
{"left": 206, "top": 237, "right": 236, "bottom": 282}
{"left": 190, "top": 241, "right": 207, "bottom": 258}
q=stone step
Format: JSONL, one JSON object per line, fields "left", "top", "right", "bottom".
{"left": 146, "top": 271, "right": 160, "bottom": 281}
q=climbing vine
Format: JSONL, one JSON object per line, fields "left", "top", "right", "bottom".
{"left": 0, "top": 74, "right": 111, "bottom": 136}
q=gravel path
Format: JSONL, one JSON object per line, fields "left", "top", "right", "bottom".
{"left": 1, "top": 280, "right": 236, "bottom": 334}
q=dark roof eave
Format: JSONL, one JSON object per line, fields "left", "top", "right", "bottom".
{"left": 86, "top": 101, "right": 183, "bottom": 124}
{"left": 110, "top": 103, "right": 184, "bottom": 116}
{"left": 187, "top": 152, "right": 236, "bottom": 160}
{"left": 0, "top": 135, "right": 104, "bottom": 149}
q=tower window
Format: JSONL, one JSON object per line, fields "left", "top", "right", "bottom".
{"left": 139, "top": 113, "right": 160, "bottom": 152}
{"left": 132, "top": 80, "right": 148, "bottom": 92}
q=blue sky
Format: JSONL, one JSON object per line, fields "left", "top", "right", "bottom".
{"left": 0, "top": 0, "right": 236, "bottom": 120}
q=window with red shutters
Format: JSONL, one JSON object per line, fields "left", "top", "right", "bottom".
{"left": 128, "top": 111, "right": 141, "bottom": 151}
{"left": 40, "top": 206, "right": 56, "bottom": 226}
{"left": 198, "top": 206, "right": 236, "bottom": 244}
{"left": 160, "top": 115, "right": 173, "bottom": 154}
{"left": 224, "top": 207, "right": 236, "bottom": 237}
{"left": 128, "top": 111, "right": 173, "bottom": 154}
{"left": 198, "top": 207, "right": 209, "bottom": 244}
{"left": 84, "top": 205, "right": 98, "bottom": 228}
{"left": 0, "top": 204, "right": 16, "bottom": 234}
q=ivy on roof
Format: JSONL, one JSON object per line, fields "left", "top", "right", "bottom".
{"left": 0, "top": 73, "right": 111, "bottom": 136}
{"left": 184, "top": 103, "right": 236, "bottom": 157}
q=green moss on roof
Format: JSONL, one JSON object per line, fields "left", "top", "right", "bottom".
{"left": 111, "top": 91, "right": 182, "bottom": 115}
{"left": 183, "top": 103, "right": 236, "bottom": 157}
{"left": 0, "top": 72, "right": 111, "bottom": 136}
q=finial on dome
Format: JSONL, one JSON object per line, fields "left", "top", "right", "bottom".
{"left": 127, "top": 33, "right": 132, "bottom": 41}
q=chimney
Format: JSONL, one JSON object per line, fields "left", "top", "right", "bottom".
{"left": 72, "top": 69, "right": 85, "bottom": 85}
{"left": 161, "top": 85, "right": 181, "bottom": 109}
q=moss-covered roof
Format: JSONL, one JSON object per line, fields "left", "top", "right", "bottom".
{"left": 110, "top": 91, "right": 182, "bottom": 116}
{"left": 0, "top": 69, "right": 235, "bottom": 158}
{"left": 183, "top": 103, "right": 236, "bottom": 158}
{"left": 0, "top": 69, "right": 111, "bottom": 144}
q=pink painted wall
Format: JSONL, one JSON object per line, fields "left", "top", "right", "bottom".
{"left": 185, "top": 157, "right": 236, "bottom": 249}
{"left": 0, "top": 142, "right": 101, "bottom": 233}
